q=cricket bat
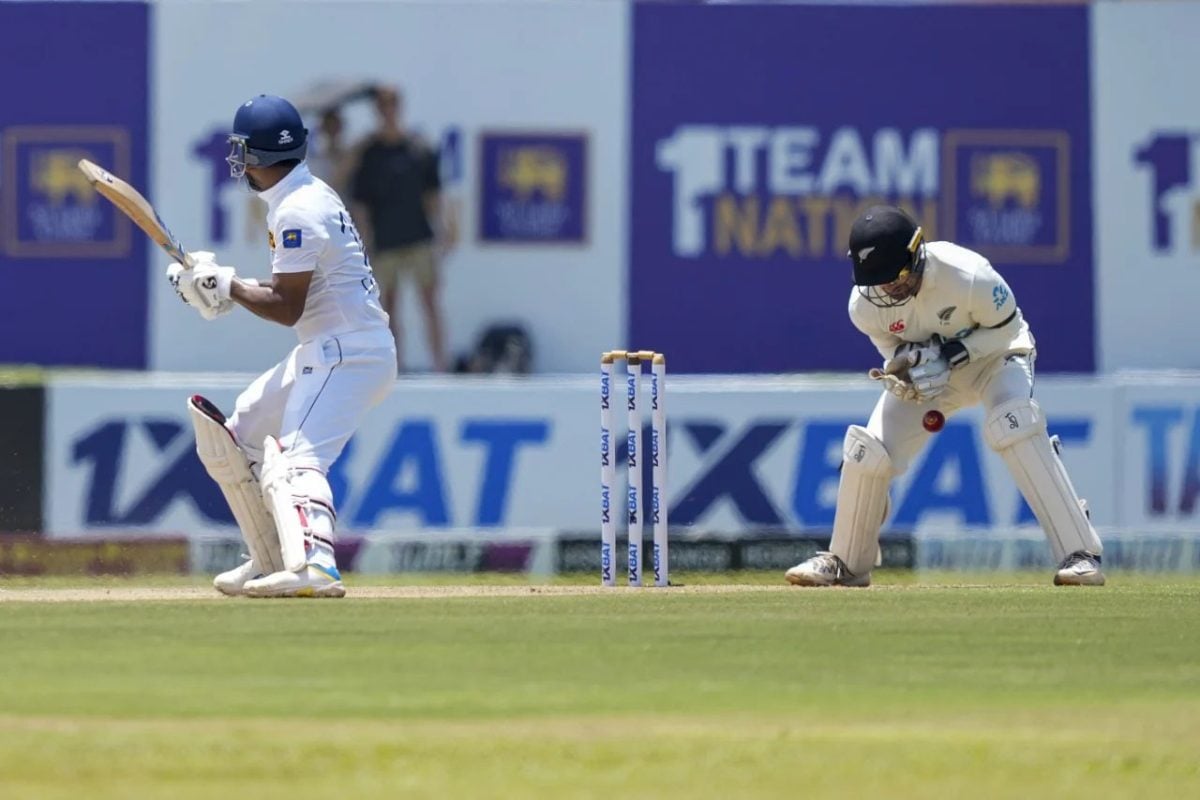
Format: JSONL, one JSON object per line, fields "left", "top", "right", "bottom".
{"left": 77, "top": 159, "right": 194, "bottom": 268}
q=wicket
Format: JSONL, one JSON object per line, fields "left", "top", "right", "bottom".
{"left": 600, "top": 350, "right": 668, "bottom": 587}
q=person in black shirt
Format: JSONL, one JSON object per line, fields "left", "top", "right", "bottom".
{"left": 351, "top": 86, "right": 456, "bottom": 372}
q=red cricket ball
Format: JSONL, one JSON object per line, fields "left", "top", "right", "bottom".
{"left": 923, "top": 410, "right": 946, "bottom": 433}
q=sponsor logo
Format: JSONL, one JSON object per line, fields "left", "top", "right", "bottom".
{"left": 278, "top": 130, "right": 294, "bottom": 145}
{"left": 1005, "top": 412, "right": 1019, "bottom": 429}
{"left": 857, "top": 246, "right": 876, "bottom": 261}
{"left": 992, "top": 284, "right": 1010, "bottom": 310}
{"left": 58, "top": 410, "right": 1105, "bottom": 535}
{"left": 600, "top": 427, "right": 611, "bottom": 468}
{"left": 600, "top": 541, "right": 613, "bottom": 582}
{"left": 1134, "top": 132, "right": 1200, "bottom": 255}
{"left": 479, "top": 131, "right": 588, "bottom": 244}
{"left": 937, "top": 305, "right": 957, "bottom": 324}
{"left": 888, "top": 320, "right": 906, "bottom": 333}
{"left": 268, "top": 230, "right": 276, "bottom": 250}
{"left": 1131, "top": 405, "right": 1200, "bottom": 517}
{"left": 628, "top": 485, "right": 639, "bottom": 526}
{"left": 302, "top": 366, "right": 313, "bottom": 375}
{"left": 654, "top": 125, "right": 1069, "bottom": 264}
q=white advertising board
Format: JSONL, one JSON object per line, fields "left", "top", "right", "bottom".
{"left": 149, "top": 0, "right": 627, "bottom": 373}
{"left": 44, "top": 373, "right": 1118, "bottom": 539}
{"left": 1093, "top": 0, "right": 1200, "bottom": 371}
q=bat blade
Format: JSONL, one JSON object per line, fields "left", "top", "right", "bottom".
{"left": 77, "top": 159, "right": 194, "bottom": 268}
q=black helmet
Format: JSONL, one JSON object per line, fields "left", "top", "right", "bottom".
{"left": 847, "top": 205, "right": 925, "bottom": 287}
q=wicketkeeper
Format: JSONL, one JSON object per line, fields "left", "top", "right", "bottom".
{"left": 786, "top": 205, "right": 1105, "bottom": 587}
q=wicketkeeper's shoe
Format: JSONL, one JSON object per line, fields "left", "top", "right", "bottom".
{"left": 1054, "top": 551, "right": 1106, "bottom": 586}
{"left": 785, "top": 551, "right": 871, "bottom": 587}
{"left": 243, "top": 563, "right": 347, "bottom": 598}
{"left": 213, "top": 558, "right": 265, "bottom": 597}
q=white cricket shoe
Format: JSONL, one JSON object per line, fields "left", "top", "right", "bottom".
{"left": 213, "top": 559, "right": 264, "bottom": 597}
{"left": 785, "top": 551, "right": 871, "bottom": 587}
{"left": 1054, "top": 551, "right": 1106, "bottom": 586}
{"left": 243, "top": 563, "right": 347, "bottom": 598}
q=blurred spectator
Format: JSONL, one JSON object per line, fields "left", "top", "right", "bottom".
{"left": 351, "top": 85, "right": 458, "bottom": 373}
{"left": 307, "top": 108, "right": 356, "bottom": 198}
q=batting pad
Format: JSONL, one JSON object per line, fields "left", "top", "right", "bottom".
{"left": 260, "top": 436, "right": 316, "bottom": 573}
{"left": 984, "top": 397, "right": 1102, "bottom": 562}
{"left": 188, "top": 396, "right": 285, "bottom": 574}
{"left": 830, "top": 425, "right": 893, "bottom": 576}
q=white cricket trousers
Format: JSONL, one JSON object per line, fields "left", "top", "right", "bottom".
{"left": 228, "top": 327, "right": 397, "bottom": 472}
{"left": 868, "top": 351, "right": 1035, "bottom": 476}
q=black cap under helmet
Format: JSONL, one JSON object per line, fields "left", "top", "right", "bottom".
{"left": 847, "top": 206, "right": 925, "bottom": 286}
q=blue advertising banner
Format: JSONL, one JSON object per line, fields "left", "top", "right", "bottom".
{"left": 630, "top": 4, "right": 1093, "bottom": 373}
{"left": 0, "top": 2, "right": 148, "bottom": 367}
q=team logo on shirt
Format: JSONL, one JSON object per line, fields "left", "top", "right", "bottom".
{"left": 282, "top": 229, "right": 302, "bottom": 248}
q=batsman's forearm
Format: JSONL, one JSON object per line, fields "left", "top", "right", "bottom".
{"left": 230, "top": 280, "right": 304, "bottom": 327}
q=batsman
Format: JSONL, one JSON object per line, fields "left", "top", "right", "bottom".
{"left": 167, "top": 95, "right": 396, "bottom": 598}
{"left": 786, "top": 205, "right": 1105, "bottom": 588}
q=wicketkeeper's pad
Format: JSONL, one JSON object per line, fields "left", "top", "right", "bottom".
{"left": 830, "top": 425, "right": 893, "bottom": 576}
{"left": 984, "top": 397, "right": 1103, "bottom": 561}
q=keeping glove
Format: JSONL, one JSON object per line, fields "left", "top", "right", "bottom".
{"left": 869, "top": 351, "right": 921, "bottom": 402}
{"left": 909, "top": 356, "right": 951, "bottom": 400}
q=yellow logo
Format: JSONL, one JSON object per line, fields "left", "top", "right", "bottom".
{"left": 268, "top": 230, "right": 276, "bottom": 250}
{"left": 499, "top": 146, "right": 567, "bottom": 201}
{"left": 971, "top": 152, "right": 1040, "bottom": 209}
{"left": 32, "top": 149, "right": 96, "bottom": 205}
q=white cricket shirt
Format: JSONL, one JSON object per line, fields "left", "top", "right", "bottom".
{"left": 848, "top": 240, "right": 1036, "bottom": 364}
{"left": 258, "top": 162, "right": 390, "bottom": 343}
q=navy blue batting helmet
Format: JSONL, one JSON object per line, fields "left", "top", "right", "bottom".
{"left": 226, "top": 95, "right": 308, "bottom": 178}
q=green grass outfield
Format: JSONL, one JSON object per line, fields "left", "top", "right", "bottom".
{"left": 1, "top": 572, "right": 1198, "bottom": 799}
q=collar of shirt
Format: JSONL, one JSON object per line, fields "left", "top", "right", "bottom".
{"left": 257, "top": 161, "right": 312, "bottom": 210}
